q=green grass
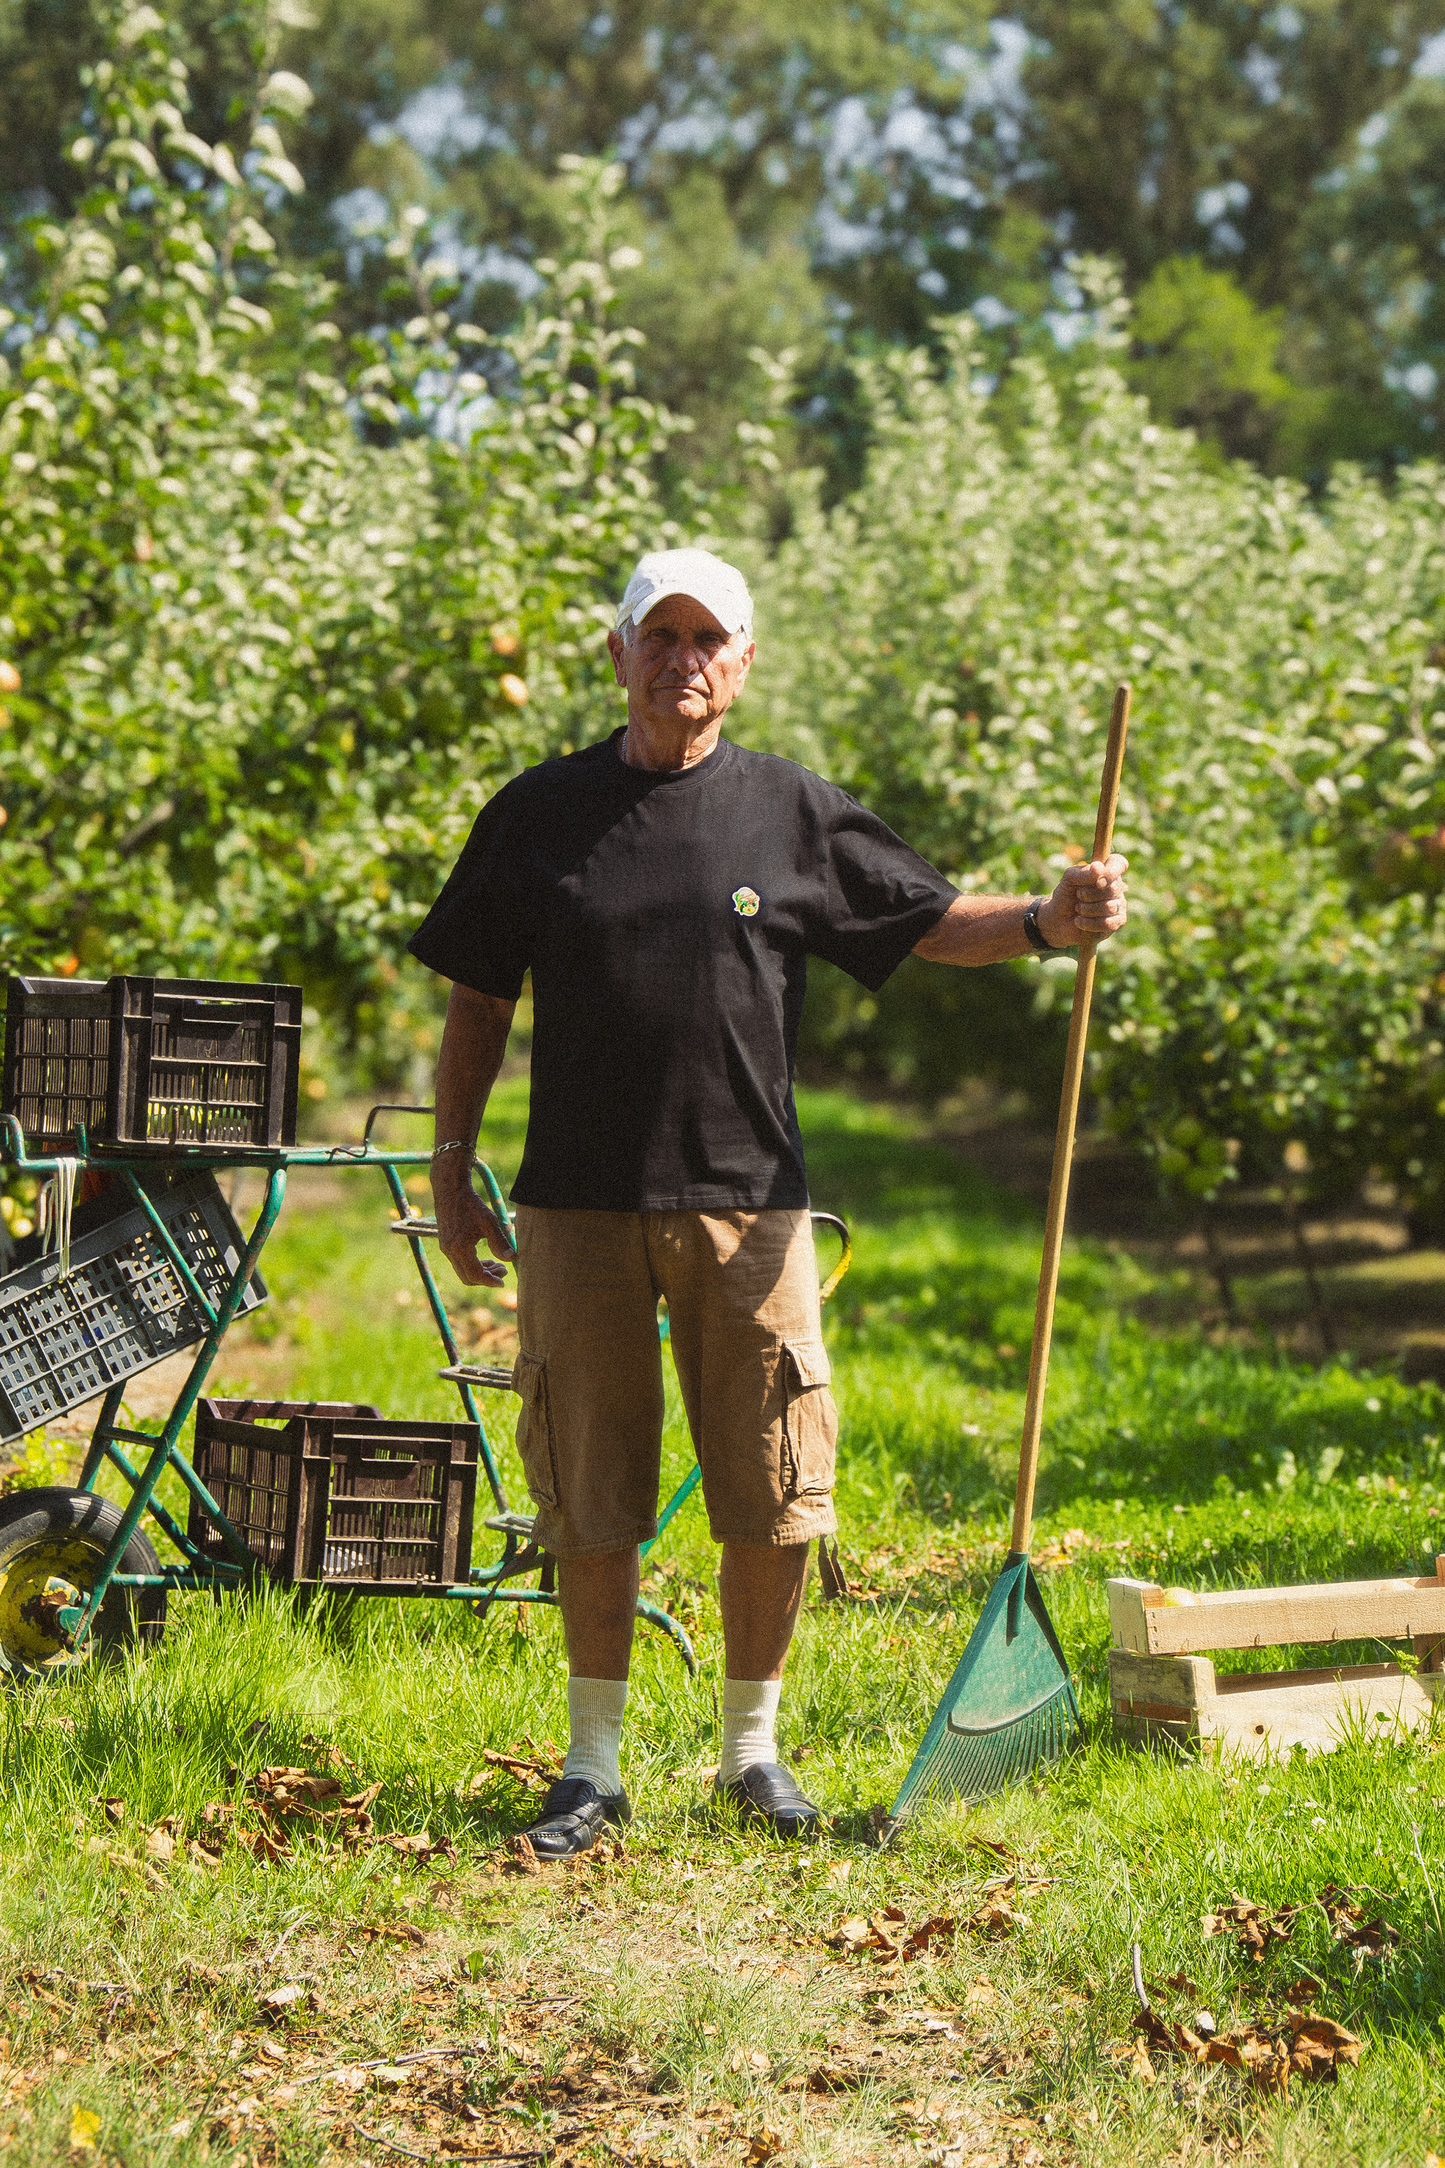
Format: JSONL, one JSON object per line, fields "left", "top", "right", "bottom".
{"left": 2, "top": 1081, "right": 1444, "bottom": 2166}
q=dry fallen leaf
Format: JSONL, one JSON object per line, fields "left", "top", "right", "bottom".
{"left": 383, "top": 1829, "right": 454, "bottom": 1863}
{"left": 745, "top": 2129, "right": 783, "bottom": 2164}
{"left": 901, "top": 1915, "right": 955, "bottom": 1962}
{"left": 1034, "top": 1526, "right": 1094, "bottom": 1569}
{"left": 824, "top": 1908, "right": 906, "bottom": 1961}
{"left": 1202, "top": 1893, "right": 1298, "bottom": 1962}
{"left": 824, "top": 1914, "right": 872, "bottom": 1953}
{"left": 99, "top": 1798, "right": 125, "bottom": 1827}
{"left": 1131, "top": 1999, "right": 1360, "bottom": 2092}
{"left": 242, "top": 1826, "right": 293, "bottom": 1865}
{"left": 802, "top": 2059, "right": 866, "bottom": 2093}
{"left": 967, "top": 1880, "right": 1030, "bottom": 1939}
{"left": 299, "top": 1734, "right": 360, "bottom": 1774}
{"left": 258, "top": 1982, "right": 306, "bottom": 2021}
{"left": 966, "top": 1836, "right": 1016, "bottom": 1869}
{"left": 144, "top": 1826, "right": 176, "bottom": 1864}
{"left": 1126, "top": 2036, "right": 1155, "bottom": 2085}
{"left": 477, "top": 1744, "right": 565, "bottom": 1790}
{"left": 1318, "top": 1884, "right": 1400, "bottom": 1960}
{"left": 1288, "top": 2013, "right": 1361, "bottom": 2078}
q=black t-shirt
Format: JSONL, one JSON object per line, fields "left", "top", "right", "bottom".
{"left": 408, "top": 730, "right": 958, "bottom": 1209}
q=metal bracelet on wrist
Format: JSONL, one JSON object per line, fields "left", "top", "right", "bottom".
{"left": 430, "top": 1138, "right": 477, "bottom": 1165}
{"left": 1022, "top": 896, "right": 1058, "bottom": 954}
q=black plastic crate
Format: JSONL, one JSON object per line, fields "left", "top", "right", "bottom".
{"left": 0, "top": 1170, "right": 268, "bottom": 1448}
{"left": 3, "top": 975, "right": 302, "bottom": 1150}
{"left": 190, "top": 1402, "right": 480, "bottom": 1589}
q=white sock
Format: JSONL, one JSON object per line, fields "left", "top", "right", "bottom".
{"left": 719, "top": 1677, "right": 783, "bottom": 1783}
{"left": 562, "top": 1675, "right": 628, "bottom": 1796}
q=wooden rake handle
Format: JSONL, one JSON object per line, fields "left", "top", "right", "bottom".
{"left": 1010, "top": 683, "right": 1131, "bottom": 1558}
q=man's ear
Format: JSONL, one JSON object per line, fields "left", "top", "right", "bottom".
{"left": 605, "top": 627, "right": 627, "bottom": 688}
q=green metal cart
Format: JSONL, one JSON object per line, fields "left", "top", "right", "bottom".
{"left": 0, "top": 1105, "right": 849, "bottom": 1680}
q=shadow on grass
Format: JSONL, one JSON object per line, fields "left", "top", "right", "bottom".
{"left": 800, "top": 1093, "right": 1019, "bottom": 1232}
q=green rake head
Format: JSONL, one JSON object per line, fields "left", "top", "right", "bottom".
{"left": 886, "top": 1554, "right": 1079, "bottom": 1828}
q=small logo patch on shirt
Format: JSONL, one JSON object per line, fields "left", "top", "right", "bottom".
{"left": 731, "top": 886, "right": 761, "bottom": 918}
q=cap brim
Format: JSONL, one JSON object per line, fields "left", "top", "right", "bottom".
{"left": 621, "top": 582, "right": 750, "bottom": 638}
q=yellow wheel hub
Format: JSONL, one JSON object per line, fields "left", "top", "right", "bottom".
{"left": 0, "top": 1535, "right": 104, "bottom": 1673}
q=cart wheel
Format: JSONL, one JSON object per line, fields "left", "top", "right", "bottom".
{"left": 0, "top": 1488, "right": 167, "bottom": 1679}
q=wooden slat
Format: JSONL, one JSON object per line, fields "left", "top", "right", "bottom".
{"left": 1107, "top": 1570, "right": 1445, "bottom": 1655}
{"left": 1108, "top": 1648, "right": 1215, "bottom": 1710}
{"left": 1109, "top": 1648, "right": 1444, "bottom": 1758}
{"left": 1199, "top": 1665, "right": 1439, "bottom": 1759}
{"left": 1108, "top": 1576, "right": 1165, "bottom": 1651}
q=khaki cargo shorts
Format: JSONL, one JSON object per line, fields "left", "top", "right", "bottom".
{"left": 510, "top": 1207, "right": 839, "bottom": 1557}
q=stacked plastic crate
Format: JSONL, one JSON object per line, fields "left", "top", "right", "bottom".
{"left": 0, "top": 974, "right": 300, "bottom": 1448}
{"left": 1, "top": 975, "right": 482, "bottom": 1596}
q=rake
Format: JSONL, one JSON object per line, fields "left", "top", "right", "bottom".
{"left": 887, "top": 682, "right": 1132, "bottom": 1823}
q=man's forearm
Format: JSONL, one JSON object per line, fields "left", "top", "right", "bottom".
{"left": 432, "top": 984, "right": 516, "bottom": 1178}
{"left": 914, "top": 858, "right": 1128, "bottom": 965}
{"left": 912, "top": 895, "right": 1037, "bottom": 966}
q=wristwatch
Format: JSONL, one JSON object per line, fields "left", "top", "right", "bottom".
{"left": 1022, "top": 897, "right": 1057, "bottom": 954}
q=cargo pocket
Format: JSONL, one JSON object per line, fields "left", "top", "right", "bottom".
{"left": 779, "top": 1339, "right": 838, "bottom": 1502}
{"left": 511, "top": 1351, "right": 560, "bottom": 1510}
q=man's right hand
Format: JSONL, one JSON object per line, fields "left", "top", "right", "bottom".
{"left": 432, "top": 1165, "right": 514, "bottom": 1287}
{"left": 428, "top": 984, "right": 518, "bottom": 1286}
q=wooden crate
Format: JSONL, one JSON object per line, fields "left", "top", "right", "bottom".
{"left": 1107, "top": 1556, "right": 1445, "bottom": 1760}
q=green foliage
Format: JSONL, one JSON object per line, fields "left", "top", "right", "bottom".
{"left": 0, "top": 8, "right": 684, "bottom": 1066}
{"left": 745, "top": 317, "right": 1445, "bottom": 1224}
{"left": 5, "top": 6, "right": 1445, "bottom": 1214}
{"left": 10, "top": 0, "right": 1445, "bottom": 481}
{"left": 1126, "top": 256, "right": 1294, "bottom": 468}
{"left": 1291, "top": 70, "right": 1445, "bottom": 465}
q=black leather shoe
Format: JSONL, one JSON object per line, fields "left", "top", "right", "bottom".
{"left": 520, "top": 1776, "right": 631, "bottom": 1861}
{"left": 713, "top": 1762, "right": 822, "bottom": 1837}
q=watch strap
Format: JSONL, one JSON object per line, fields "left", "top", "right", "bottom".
{"left": 1022, "top": 897, "right": 1055, "bottom": 954}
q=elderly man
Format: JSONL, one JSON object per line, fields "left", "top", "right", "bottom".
{"left": 409, "top": 548, "right": 1126, "bottom": 1859}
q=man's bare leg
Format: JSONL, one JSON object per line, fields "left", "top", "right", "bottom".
{"left": 557, "top": 1547, "right": 640, "bottom": 1680}
{"left": 718, "top": 1541, "right": 809, "bottom": 1679}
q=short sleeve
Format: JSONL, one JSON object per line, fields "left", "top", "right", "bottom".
{"left": 807, "top": 791, "right": 959, "bottom": 992}
{"left": 406, "top": 784, "right": 531, "bottom": 1000}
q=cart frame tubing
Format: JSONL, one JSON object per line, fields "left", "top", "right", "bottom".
{"left": 0, "top": 1117, "right": 685, "bottom": 1657}
{"left": 67, "top": 1163, "right": 289, "bottom": 1640}
{"left": 0, "top": 1111, "right": 852, "bottom": 1670}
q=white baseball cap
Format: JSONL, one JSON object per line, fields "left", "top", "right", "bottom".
{"left": 616, "top": 548, "right": 754, "bottom": 640}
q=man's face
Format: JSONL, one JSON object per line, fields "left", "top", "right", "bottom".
{"left": 606, "top": 592, "right": 755, "bottom": 733}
